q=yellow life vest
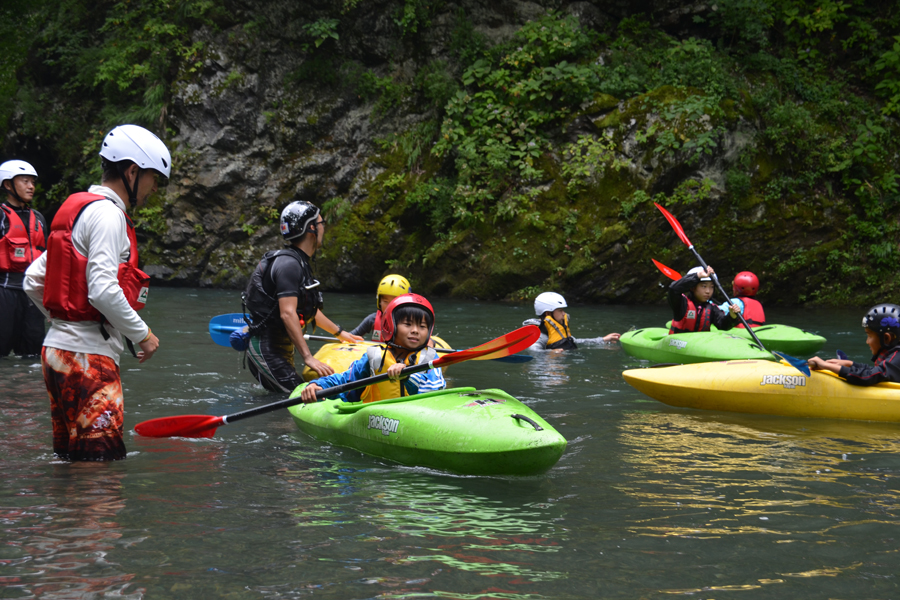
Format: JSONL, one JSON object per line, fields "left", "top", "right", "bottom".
{"left": 543, "top": 313, "right": 574, "bottom": 348}
{"left": 360, "top": 345, "right": 438, "bottom": 403}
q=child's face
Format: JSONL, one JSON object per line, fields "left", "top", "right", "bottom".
{"left": 551, "top": 308, "right": 567, "bottom": 322}
{"left": 866, "top": 328, "right": 882, "bottom": 355}
{"left": 692, "top": 281, "right": 715, "bottom": 302}
{"left": 394, "top": 316, "right": 429, "bottom": 349}
{"left": 379, "top": 295, "right": 397, "bottom": 312}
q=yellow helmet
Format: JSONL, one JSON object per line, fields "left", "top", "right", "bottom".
{"left": 376, "top": 274, "right": 411, "bottom": 310}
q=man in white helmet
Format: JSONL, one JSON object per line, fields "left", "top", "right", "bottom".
{"left": 525, "top": 291, "right": 620, "bottom": 350}
{"left": 23, "top": 124, "right": 169, "bottom": 461}
{"left": 0, "top": 160, "right": 48, "bottom": 358}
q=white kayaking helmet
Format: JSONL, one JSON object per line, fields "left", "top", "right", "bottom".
{"left": 0, "top": 160, "right": 37, "bottom": 185}
{"left": 535, "top": 292, "right": 567, "bottom": 316}
{"left": 0, "top": 160, "right": 37, "bottom": 203}
{"left": 687, "top": 266, "right": 711, "bottom": 282}
{"left": 99, "top": 124, "right": 171, "bottom": 178}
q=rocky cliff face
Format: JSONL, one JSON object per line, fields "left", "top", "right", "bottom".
{"left": 113, "top": 0, "right": 898, "bottom": 306}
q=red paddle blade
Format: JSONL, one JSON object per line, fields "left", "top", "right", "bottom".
{"left": 432, "top": 325, "right": 540, "bottom": 368}
{"left": 134, "top": 415, "right": 224, "bottom": 438}
{"left": 654, "top": 203, "right": 693, "bottom": 247}
{"left": 652, "top": 259, "right": 682, "bottom": 281}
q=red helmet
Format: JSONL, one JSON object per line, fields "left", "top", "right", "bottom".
{"left": 380, "top": 293, "right": 435, "bottom": 346}
{"left": 733, "top": 271, "right": 759, "bottom": 297}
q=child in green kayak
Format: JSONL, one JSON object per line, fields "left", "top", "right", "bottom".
{"left": 718, "top": 271, "right": 767, "bottom": 328}
{"left": 299, "top": 293, "right": 446, "bottom": 403}
{"left": 523, "top": 292, "right": 620, "bottom": 350}
{"left": 668, "top": 266, "right": 739, "bottom": 333}
{"left": 807, "top": 304, "right": 900, "bottom": 385}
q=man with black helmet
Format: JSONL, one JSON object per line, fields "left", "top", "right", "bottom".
{"left": 23, "top": 124, "right": 167, "bottom": 461}
{"left": 808, "top": 303, "right": 900, "bottom": 385}
{"left": 243, "top": 200, "right": 363, "bottom": 393}
{"left": 0, "top": 160, "right": 48, "bottom": 358}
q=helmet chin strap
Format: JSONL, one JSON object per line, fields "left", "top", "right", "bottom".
{"left": 117, "top": 163, "right": 141, "bottom": 207}
{"left": 4, "top": 180, "right": 24, "bottom": 206}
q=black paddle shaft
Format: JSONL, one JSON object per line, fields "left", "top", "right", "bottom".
{"left": 686, "top": 247, "right": 768, "bottom": 351}
{"left": 220, "top": 361, "right": 434, "bottom": 425}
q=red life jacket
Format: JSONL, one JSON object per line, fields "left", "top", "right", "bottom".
{"left": 372, "top": 310, "right": 384, "bottom": 341}
{"left": 43, "top": 192, "right": 149, "bottom": 322}
{"left": 735, "top": 296, "right": 766, "bottom": 328}
{"left": 0, "top": 204, "right": 45, "bottom": 272}
{"left": 670, "top": 296, "right": 713, "bottom": 333}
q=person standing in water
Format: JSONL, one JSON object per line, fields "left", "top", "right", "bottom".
{"left": 0, "top": 160, "right": 48, "bottom": 358}
{"left": 242, "top": 200, "right": 364, "bottom": 393}
{"left": 24, "top": 124, "right": 168, "bottom": 461}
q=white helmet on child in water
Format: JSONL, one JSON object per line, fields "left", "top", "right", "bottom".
{"left": 686, "top": 266, "right": 712, "bottom": 282}
{"left": 534, "top": 292, "right": 567, "bottom": 316}
{"left": 99, "top": 124, "right": 171, "bottom": 178}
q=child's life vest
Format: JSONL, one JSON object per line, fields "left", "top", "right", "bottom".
{"left": 543, "top": 313, "right": 577, "bottom": 350}
{"left": 43, "top": 192, "right": 149, "bottom": 322}
{"left": 669, "top": 296, "right": 714, "bottom": 334}
{"left": 0, "top": 204, "right": 45, "bottom": 272}
{"left": 372, "top": 310, "right": 384, "bottom": 341}
{"left": 360, "top": 345, "right": 439, "bottom": 403}
{"left": 733, "top": 296, "right": 766, "bottom": 328}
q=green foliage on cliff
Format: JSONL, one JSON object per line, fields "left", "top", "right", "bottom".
{"left": 2, "top": 0, "right": 900, "bottom": 304}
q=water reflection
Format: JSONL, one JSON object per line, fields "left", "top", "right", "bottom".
{"left": 0, "top": 464, "right": 141, "bottom": 599}
{"left": 277, "top": 452, "right": 568, "bottom": 593}
{"left": 614, "top": 410, "right": 900, "bottom": 593}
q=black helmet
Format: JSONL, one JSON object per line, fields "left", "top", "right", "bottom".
{"left": 280, "top": 201, "right": 320, "bottom": 241}
{"left": 862, "top": 303, "right": 900, "bottom": 351}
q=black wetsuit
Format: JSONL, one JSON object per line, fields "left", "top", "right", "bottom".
{"left": 244, "top": 246, "right": 320, "bottom": 393}
{"left": 839, "top": 346, "right": 900, "bottom": 386}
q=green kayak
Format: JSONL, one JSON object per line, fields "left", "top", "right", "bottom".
{"left": 712, "top": 324, "right": 826, "bottom": 355}
{"left": 286, "top": 386, "right": 567, "bottom": 476}
{"left": 621, "top": 327, "right": 778, "bottom": 364}
{"left": 663, "top": 321, "right": 827, "bottom": 356}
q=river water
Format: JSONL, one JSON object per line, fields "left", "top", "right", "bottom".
{"left": 1, "top": 288, "right": 897, "bottom": 599}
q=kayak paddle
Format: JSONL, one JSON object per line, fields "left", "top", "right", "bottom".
{"left": 654, "top": 203, "right": 811, "bottom": 376}
{"left": 208, "top": 313, "right": 533, "bottom": 363}
{"left": 135, "top": 324, "right": 541, "bottom": 438}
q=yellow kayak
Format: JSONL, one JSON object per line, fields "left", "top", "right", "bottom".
{"left": 302, "top": 336, "right": 451, "bottom": 381}
{"left": 623, "top": 360, "right": 900, "bottom": 423}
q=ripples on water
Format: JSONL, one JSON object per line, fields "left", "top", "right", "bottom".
{"left": 1, "top": 291, "right": 898, "bottom": 598}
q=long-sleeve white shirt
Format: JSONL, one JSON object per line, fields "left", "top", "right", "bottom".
{"left": 24, "top": 185, "right": 150, "bottom": 364}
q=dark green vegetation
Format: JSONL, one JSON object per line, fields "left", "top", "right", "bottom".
{"left": 2, "top": 0, "right": 899, "bottom": 305}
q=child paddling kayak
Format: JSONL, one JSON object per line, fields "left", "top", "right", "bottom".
{"left": 300, "top": 293, "right": 445, "bottom": 403}
{"left": 668, "top": 266, "right": 739, "bottom": 334}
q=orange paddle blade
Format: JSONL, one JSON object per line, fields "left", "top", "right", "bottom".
{"left": 432, "top": 325, "right": 539, "bottom": 367}
{"left": 134, "top": 415, "right": 224, "bottom": 438}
